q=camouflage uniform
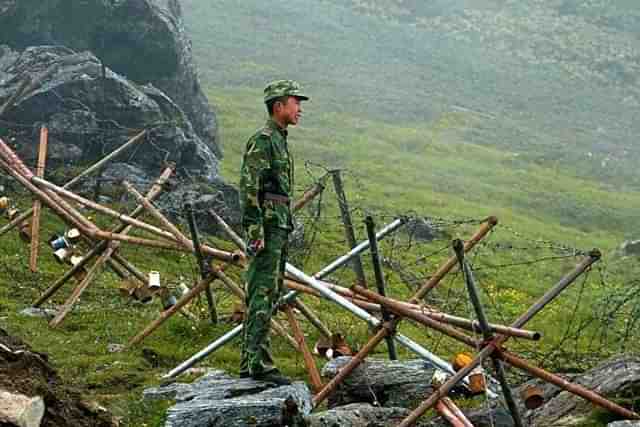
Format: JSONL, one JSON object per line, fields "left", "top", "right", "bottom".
{"left": 239, "top": 80, "right": 309, "bottom": 377}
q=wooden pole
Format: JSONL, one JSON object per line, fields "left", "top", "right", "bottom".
{"left": 29, "top": 126, "right": 48, "bottom": 272}
{"left": 284, "top": 305, "right": 324, "bottom": 393}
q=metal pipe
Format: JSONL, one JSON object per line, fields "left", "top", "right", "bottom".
{"left": 314, "top": 218, "right": 405, "bottom": 279}
{"left": 185, "top": 201, "right": 217, "bottom": 324}
{"left": 163, "top": 324, "right": 243, "bottom": 380}
{"left": 365, "top": 215, "right": 397, "bottom": 360}
{"left": 453, "top": 239, "right": 524, "bottom": 427}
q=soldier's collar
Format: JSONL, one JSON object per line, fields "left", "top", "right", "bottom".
{"left": 266, "top": 119, "right": 288, "bottom": 138}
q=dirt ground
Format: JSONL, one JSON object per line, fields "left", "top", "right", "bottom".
{"left": 0, "top": 327, "right": 116, "bottom": 427}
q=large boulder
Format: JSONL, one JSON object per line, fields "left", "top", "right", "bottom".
{"left": 0, "top": 0, "right": 219, "bottom": 158}
{"left": 0, "top": 45, "right": 218, "bottom": 181}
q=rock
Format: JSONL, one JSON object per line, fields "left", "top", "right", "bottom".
{"left": 106, "top": 343, "right": 124, "bottom": 353}
{"left": 405, "top": 217, "right": 449, "bottom": 242}
{"left": 619, "top": 240, "right": 640, "bottom": 256}
{"left": 0, "top": 0, "right": 219, "bottom": 157}
{"left": 161, "top": 372, "right": 312, "bottom": 427}
{"left": 156, "top": 181, "right": 241, "bottom": 236}
{"left": 524, "top": 355, "right": 640, "bottom": 427}
{"left": 144, "top": 370, "right": 312, "bottom": 426}
{"left": 0, "top": 45, "right": 218, "bottom": 181}
{"left": 306, "top": 403, "right": 410, "bottom": 427}
{"left": 608, "top": 421, "right": 640, "bottom": 427}
{"left": 0, "top": 390, "right": 44, "bottom": 427}
{"left": 19, "top": 307, "right": 57, "bottom": 319}
{"left": 321, "top": 357, "right": 436, "bottom": 408}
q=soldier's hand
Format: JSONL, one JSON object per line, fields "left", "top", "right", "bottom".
{"left": 247, "top": 239, "right": 264, "bottom": 257}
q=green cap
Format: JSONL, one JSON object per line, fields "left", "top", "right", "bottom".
{"left": 264, "top": 80, "right": 310, "bottom": 103}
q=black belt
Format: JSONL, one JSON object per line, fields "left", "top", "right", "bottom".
{"left": 263, "top": 192, "right": 290, "bottom": 205}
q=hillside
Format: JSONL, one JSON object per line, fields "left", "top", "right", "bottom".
{"left": 181, "top": 0, "right": 640, "bottom": 190}
{"left": 180, "top": 0, "right": 640, "bottom": 237}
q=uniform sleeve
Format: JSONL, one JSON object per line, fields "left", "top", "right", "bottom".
{"left": 240, "top": 135, "right": 271, "bottom": 240}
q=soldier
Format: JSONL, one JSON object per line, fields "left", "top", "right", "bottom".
{"left": 239, "top": 80, "right": 309, "bottom": 385}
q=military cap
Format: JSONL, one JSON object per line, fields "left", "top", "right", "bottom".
{"left": 264, "top": 80, "right": 310, "bottom": 103}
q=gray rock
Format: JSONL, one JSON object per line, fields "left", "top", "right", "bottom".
{"left": 524, "top": 355, "right": 640, "bottom": 427}
{"left": 405, "top": 217, "right": 449, "bottom": 242}
{"left": 0, "top": 45, "right": 218, "bottom": 181}
{"left": 19, "top": 307, "right": 57, "bottom": 319}
{"left": 165, "top": 380, "right": 312, "bottom": 427}
{"left": 306, "top": 403, "right": 409, "bottom": 427}
{"left": 0, "top": 0, "right": 219, "bottom": 157}
{"left": 321, "top": 357, "right": 436, "bottom": 408}
{"left": 608, "top": 421, "right": 640, "bottom": 427}
{"left": 156, "top": 181, "right": 241, "bottom": 237}
{"left": 619, "top": 240, "right": 640, "bottom": 256}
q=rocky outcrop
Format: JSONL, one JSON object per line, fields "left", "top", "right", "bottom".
{"left": 144, "top": 370, "right": 312, "bottom": 427}
{"left": 518, "top": 355, "right": 640, "bottom": 427}
{"left": 321, "top": 357, "right": 436, "bottom": 409}
{"left": 0, "top": 45, "right": 218, "bottom": 181}
{"left": 0, "top": 0, "right": 219, "bottom": 157}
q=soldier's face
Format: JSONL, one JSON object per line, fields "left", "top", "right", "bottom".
{"left": 275, "top": 96, "right": 303, "bottom": 126}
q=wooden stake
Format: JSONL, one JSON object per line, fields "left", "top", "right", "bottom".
{"left": 284, "top": 305, "right": 323, "bottom": 393}
{"left": 29, "top": 126, "right": 48, "bottom": 272}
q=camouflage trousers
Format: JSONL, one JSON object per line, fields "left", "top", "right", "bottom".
{"left": 240, "top": 226, "right": 288, "bottom": 376}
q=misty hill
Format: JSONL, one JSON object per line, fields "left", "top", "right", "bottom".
{"left": 181, "top": 0, "right": 640, "bottom": 191}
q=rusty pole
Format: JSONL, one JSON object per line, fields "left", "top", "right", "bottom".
{"left": 0, "top": 130, "right": 147, "bottom": 238}
{"left": 398, "top": 250, "right": 601, "bottom": 426}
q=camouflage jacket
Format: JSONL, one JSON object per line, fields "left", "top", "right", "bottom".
{"left": 239, "top": 119, "right": 294, "bottom": 240}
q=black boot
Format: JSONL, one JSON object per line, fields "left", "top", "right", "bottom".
{"left": 252, "top": 370, "right": 291, "bottom": 386}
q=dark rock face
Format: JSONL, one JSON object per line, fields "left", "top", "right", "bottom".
{"left": 306, "top": 403, "right": 410, "bottom": 427}
{"left": 321, "top": 357, "right": 436, "bottom": 409}
{"left": 144, "top": 370, "right": 312, "bottom": 427}
{"left": 0, "top": 0, "right": 219, "bottom": 158}
{"left": 0, "top": 45, "right": 218, "bottom": 180}
{"left": 517, "top": 355, "right": 640, "bottom": 427}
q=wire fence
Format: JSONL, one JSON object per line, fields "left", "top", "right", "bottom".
{"left": 1, "top": 123, "right": 639, "bottom": 383}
